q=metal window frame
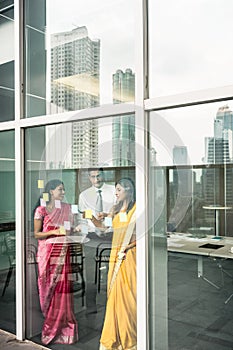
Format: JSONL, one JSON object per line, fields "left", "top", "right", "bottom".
{"left": 8, "top": 0, "right": 233, "bottom": 347}
{"left": 12, "top": 1, "right": 150, "bottom": 346}
{"left": 145, "top": 85, "right": 233, "bottom": 112}
{"left": 15, "top": 0, "right": 25, "bottom": 340}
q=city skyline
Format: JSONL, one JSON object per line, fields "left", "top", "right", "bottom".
{"left": 112, "top": 68, "right": 135, "bottom": 166}
{"left": 47, "top": 26, "right": 100, "bottom": 168}
{"left": 45, "top": 24, "right": 136, "bottom": 168}
{"left": 151, "top": 102, "right": 233, "bottom": 169}
{"left": 47, "top": 0, "right": 135, "bottom": 105}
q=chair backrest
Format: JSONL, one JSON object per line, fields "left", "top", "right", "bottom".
{"left": 4, "top": 232, "right": 15, "bottom": 251}
{"left": 4, "top": 232, "right": 15, "bottom": 265}
{"left": 69, "top": 243, "right": 83, "bottom": 256}
{"left": 26, "top": 243, "right": 38, "bottom": 264}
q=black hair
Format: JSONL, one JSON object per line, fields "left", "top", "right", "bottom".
{"left": 88, "top": 167, "right": 104, "bottom": 174}
{"left": 112, "top": 177, "right": 136, "bottom": 215}
{"left": 31, "top": 179, "right": 64, "bottom": 231}
{"left": 44, "top": 179, "right": 64, "bottom": 203}
{"left": 32, "top": 179, "right": 64, "bottom": 223}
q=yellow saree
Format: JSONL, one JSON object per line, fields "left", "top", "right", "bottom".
{"left": 99, "top": 204, "right": 137, "bottom": 350}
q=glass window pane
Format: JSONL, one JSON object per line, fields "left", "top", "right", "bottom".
{"left": 0, "top": 130, "right": 15, "bottom": 333}
{"left": 0, "top": 1, "right": 14, "bottom": 121}
{"left": 25, "top": 0, "right": 135, "bottom": 118}
{"left": 25, "top": 116, "right": 137, "bottom": 349}
{"left": 149, "top": 102, "right": 233, "bottom": 349}
{"left": 149, "top": 1, "right": 233, "bottom": 97}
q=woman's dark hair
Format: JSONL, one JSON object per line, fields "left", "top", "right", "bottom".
{"left": 112, "top": 177, "right": 136, "bottom": 215}
{"left": 44, "top": 179, "right": 64, "bottom": 203}
{"left": 32, "top": 179, "right": 64, "bottom": 225}
{"left": 31, "top": 179, "right": 64, "bottom": 231}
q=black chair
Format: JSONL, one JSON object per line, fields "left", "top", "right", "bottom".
{"left": 69, "top": 243, "right": 86, "bottom": 306}
{"left": 94, "top": 242, "right": 111, "bottom": 293}
{"left": 26, "top": 243, "right": 39, "bottom": 282}
{"left": 2, "top": 232, "right": 15, "bottom": 296}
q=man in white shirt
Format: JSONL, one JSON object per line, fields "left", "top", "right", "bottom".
{"left": 78, "top": 167, "right": 116, "bottom": 233}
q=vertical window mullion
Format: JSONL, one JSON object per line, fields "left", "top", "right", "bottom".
{"left": 15, "top": 0, "right": 25, "bottom": 340}
{"left": 135, "top": 0, "right": 149, "bottom": 349}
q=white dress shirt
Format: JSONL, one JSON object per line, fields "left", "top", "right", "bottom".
{"left": 78, "top": 183, "right": 116, "bottom": 232}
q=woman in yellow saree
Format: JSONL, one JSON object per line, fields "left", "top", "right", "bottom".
{"left": 92, "top": 178, "right": 137, "bottom": 350}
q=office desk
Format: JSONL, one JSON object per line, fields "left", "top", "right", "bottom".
{"left": 167, "top": 233, "right": 233, "bottom": 289}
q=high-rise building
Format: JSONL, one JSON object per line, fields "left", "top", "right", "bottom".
{"left": 168, "top": 146, "right": 193, "bottom": 231}
{"left": 47, "top": 26, "right": 100, "bottom": 168}
{"left": 203, "top": 105, "right": 233, "bottom": 208}
{"left": 204, "top": 105, "right": 233, "bottom": 164}
{"left": 112, "top": 68, "right": 135, "bottom": 166}
{"left": 173, "top": 145, "right": 188, "bottom": 165}
{"left": 172, "top": 146, "right": 192, "bottom": 197}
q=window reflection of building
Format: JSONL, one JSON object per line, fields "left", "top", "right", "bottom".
{"left": 47, "top": 26, "right": 100, "bottom": 168}
{"left": 25, "top": 0, "right": 47, "bottom": 118}
{"left": 172, "top": 146, "right": 191, "bottom": 196}
{"left": 168, "top": 146, "right": 193, "bottom": 232}
{"left": 0, "top": 1, "right": 14, "bottom": 121}
{"left": 50, "top": 26, "right": 100, "bottom": 113}
{"left": 204, "top": 105, "right": 233, "bottom": 209}
{"left": 112, "top": 69, "right": 135, "bottom": 166}
{"left": 168, "top": 106, "right": 233, "bottom": 233}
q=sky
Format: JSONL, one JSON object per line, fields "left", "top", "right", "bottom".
{"left": 149, "top": 0, "right": 233, "bottom": 96}
{"left": 47, "top": 0, "right": 135, "bottom": 104}
{"left": 150, "top": 101, "right": 233, "bottom": 166}
{"left": 45, "top": 0, "right": 233, "bottom": 166}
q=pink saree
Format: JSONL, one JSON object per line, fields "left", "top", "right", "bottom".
{"left": 34, "top": 203, "right": 78, "bottom": 345}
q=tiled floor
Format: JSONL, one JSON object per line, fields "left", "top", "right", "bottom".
{"left": 1, "top": 244, "right": 233, "bottom": 349}
{"left": 168, "top": 254, "right": 233, "bottom": 350}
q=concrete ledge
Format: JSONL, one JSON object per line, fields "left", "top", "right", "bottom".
{"left": 0, "top": 330, "right": 48, "bottom": 349}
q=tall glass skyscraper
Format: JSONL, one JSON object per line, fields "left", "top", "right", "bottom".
{"left": 47, "top": 26, "right": 100, "bottom": 168}
{"left": 204, "top": 105, "right": 233, "bottom": 210}
{"left": 112, "top": 68, "right": 135, "bottom": 166}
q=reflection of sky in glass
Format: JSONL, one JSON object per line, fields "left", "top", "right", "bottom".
{"left": 149, "top": 0, "right": 233, "bottom": 97}
{"left": 150, "top": 101, "right": 233, "bottom": 166}
{"left": 47, "top": 0, "right": 135, "bottom": 104}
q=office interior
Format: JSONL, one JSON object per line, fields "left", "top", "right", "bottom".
{"left": 1, "top": 0, "right": 233, "bottom": 349}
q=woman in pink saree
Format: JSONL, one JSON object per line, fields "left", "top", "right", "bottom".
{"left": 34, "top": 179, "right": 78, "bottom": 345}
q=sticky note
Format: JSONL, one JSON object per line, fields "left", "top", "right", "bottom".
{"left": 84, "top": 209, "right": 93, "bottom": 219}
{"left": 43, "top": 193, "right": 49, "bottom": 202}
{"left": 38, "top": 180, "right": 44, "bottom": 189}
{"left": 119, "top": 212, "right": 127, "bottom": 222}
{"left": 64, "top": 221, "right": 71, "bottom": 230}
{"left": 55, "top": 200, "right": 61, "bottom": 209}
{"left": 59, "top": 226, "right": 66, "bottom": 235}
{"left": 105, "top": 217, "right": 112, "bottom": 227}
{"left": 40, "top": 198, "right": 46, "bottom": 207}
{"left": 71, "top": 204, "right": 79, "bottom": 214}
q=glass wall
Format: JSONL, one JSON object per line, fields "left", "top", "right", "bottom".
{"left": 0, "top": 0, "right": 14, "bottom": 121}
{"left": 148, "top": 0, "right": 233, "bottom": 97}
{"left": 0, "top": 130, "right": 15, "bottom": 333}
{"left": 25, "top": 116, "right": 136, "bottom": 349}
{"left": 24, "top": 0, "right": 136, "bottom": 118}
{"left": 149, "top": 102, "right": 233, "bottom": 349}
{"left": 1, "top": 1, "right": 233, "bottom": 348}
